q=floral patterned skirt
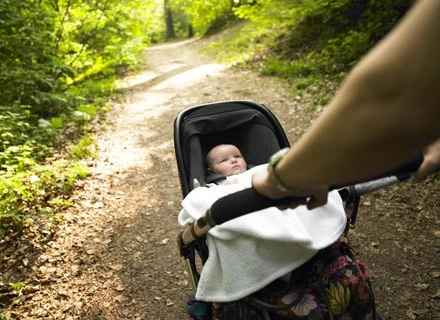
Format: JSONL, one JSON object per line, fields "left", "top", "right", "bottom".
{"left": 210, "top": 241, "right": 375, "bottom": 320}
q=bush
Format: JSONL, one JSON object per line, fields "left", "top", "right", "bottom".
{"left": 0, "top": 160, "right": 90, "bottom": 235}
{"left": 319, "top": 30, "right": 372, "bottom": 70}
{"left": 0, "top": 106, "right": 55, "bottom": 169}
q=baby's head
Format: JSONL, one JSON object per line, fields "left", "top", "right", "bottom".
{"left": 206, "top": 144, "right": 247, "bottom": 176}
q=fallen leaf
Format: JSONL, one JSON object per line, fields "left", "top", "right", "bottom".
{"left": 371, "top": 241, "right": 380, "bottom": 247}
{"left": 93, "top": 202, "right": 104, "bottom": 208}
{"left": 406, "top": 308, "right": 418, "bottom": 320}
{"left": 115, "top": 295, "right": 128, "bottom": 302}
{"left": 414, "top": 283, "right": 429, "bottom": 291}
{"left": 109, "top": 264, "right": 123, "bottom": 271}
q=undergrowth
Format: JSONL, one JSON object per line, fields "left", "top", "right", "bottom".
{"left": 0, "top": 81, "right": 114, "bottom": 237}
{"left": 202, "top": 21, "right": 346, "bottom": 110}
{"left": 202, "top": 21, "right": 275, "bottom": 65}
{"left": 202, "top": 0, "right": 411, "bottom": 110}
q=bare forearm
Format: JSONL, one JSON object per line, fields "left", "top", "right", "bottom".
{"left": 276, "top": 0, "right": 440, "bottom": 186}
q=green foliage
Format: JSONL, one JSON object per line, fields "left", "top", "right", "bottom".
{"left": 0, "top": 0, "right": 151, "bottom": 235}
{"left": 55, "top": 0, "right": 152, "bottom": 76}
{"left": 0, "top": 313, "right": 10, "bottom": 320}
{"left": 257, "top": 0, "right": 413, "bottom": 70}
{"left": 0, "top": 0, "right": 155, "bottom": 117}
{"left": 206, "top": 0, "right": 414, "bottom": 108}
{"left": 0, "top": 99, "right": 100, "bottom": 234}
{"left": 203, "top": 22, "right": 273, "bottom": 64}
{"left": 7, "top": 281, "right": 28, "bottom": 294}
{"left": 0, "top": 160, "right": 90, "bottom": 234}
{"left": 320, "top": 30, "right": 371, "bottom": 69}
{"left": 233, "top": 0, "right": 298, "bottom": 27}
{"left": 0, "top": 1, "right": 58, "bottom": 112}
{"left": 359, "top": 0, "right": 414, "bottom": 42}
{"left": 0, "top": 106, "right": 55, "bottom": 170}
{"left": 172, "top": 0, "right": 240, "bottom": 35}
{"left": 69, "top": 135, "right": 98, "bottom": 160}
{"left": 261, "top": 58, "right": 317, "bottom": 78}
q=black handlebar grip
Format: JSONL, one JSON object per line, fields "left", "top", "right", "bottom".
{"left": 209, "top": 187, "right": 303, "bottom": 225}
{"left": 209, "top": 154, "right": 424, "bottom": 226}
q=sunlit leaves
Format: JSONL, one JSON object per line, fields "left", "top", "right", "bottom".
{"left": 50, "top": 118, "right": 63, "bottom": 128}
{"left": 0, "top": 0, "right": 156, "bottom": 114}
{"left": 172, "top": 0, "right": 236, "bottom": 35}
{"left": 0, "top": 160, "right": 91, "bottom": 233}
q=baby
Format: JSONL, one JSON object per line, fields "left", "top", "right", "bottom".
{"left": 206, "top": 144, "right": 247, "bottom": 176}
{"left": 180, "top": 144, "right": 347, "bottom": 303}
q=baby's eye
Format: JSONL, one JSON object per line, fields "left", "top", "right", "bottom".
{"left": 220, "top": 158, "right": 228, "bottom": 163}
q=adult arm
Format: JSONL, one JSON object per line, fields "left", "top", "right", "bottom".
{"left": 252, "top": 0, "right": 440, "bottom": 208}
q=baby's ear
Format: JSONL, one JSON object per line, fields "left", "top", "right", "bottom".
{"left": 207, "top": 167, "right": 213, "bottom": 174}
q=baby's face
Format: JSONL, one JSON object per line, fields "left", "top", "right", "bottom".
{"left": 207, "top": 144, "right": 247, "bottom": 176}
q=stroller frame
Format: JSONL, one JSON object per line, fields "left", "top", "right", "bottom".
{"left": 174, "top": 100, "right": 291, "bottom": 295}
{"left": 174, "top": 100, "right": 421, "bottom": 320}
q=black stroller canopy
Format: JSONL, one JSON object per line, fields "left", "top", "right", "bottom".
{"left": 174, "top": 100, "right": 290, "bottom": 196}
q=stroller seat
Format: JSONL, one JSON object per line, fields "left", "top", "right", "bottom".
{"left": 174, "top": 100, "right": 379, "bottom": 320}
{"left": 174, "top": 100, "right": 290, "bottom": 197}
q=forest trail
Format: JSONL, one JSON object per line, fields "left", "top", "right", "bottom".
{"left": 3, "top": 38, "right": 439, "bottom": 320}
{"left": 4, "top": 38, "right": 308, "bottom": 320}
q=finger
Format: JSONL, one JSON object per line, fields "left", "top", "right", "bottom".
{"left": 288, "top": 199, "right": 307, "bottom": 210}
{"left": 411, "top": 157, "right": 438, "bottom": 182}
{"left": 306, "top": 191, "right": 328, "bottom": 210}
{"left": 277, "top": 204, "right": 291, "bottom": 210}
{"left": 276, "top": 199, "right": 307, "bottom": 210}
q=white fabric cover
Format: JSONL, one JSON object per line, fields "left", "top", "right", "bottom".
{"left": 178, "top": 164, "right": 346, "bottom": 302}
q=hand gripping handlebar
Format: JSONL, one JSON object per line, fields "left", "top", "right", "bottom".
{"left": 179, "top": 154, "right": 424, "bottom": 246}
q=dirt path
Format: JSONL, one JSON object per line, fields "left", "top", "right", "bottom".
{"left": 2, "top": 38, "right": 439, "bottom": 320}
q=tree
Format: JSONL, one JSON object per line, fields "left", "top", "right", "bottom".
{"left": 0, "top": 0, "right": 156, "bottom": 116}
{"left": 164, "top": 0, "right": 176, "bottom": 39}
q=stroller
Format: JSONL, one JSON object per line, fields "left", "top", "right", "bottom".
{"left": 174, "top": 100, "right": 422, "bottom": 320}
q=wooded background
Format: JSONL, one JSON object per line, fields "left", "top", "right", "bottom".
{"left": 0, "top": 0, "right": 414, "bottom": 233}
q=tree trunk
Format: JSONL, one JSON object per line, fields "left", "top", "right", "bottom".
{"left": 188, "top": 24, "right": 194, "bottom": 38}
{"left": 164, "top": 0, "right": 175, "bottom": 39}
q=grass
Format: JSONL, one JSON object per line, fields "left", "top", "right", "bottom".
{"left": 202, "top": 21, "right": 275, "bottom": 65}
{"left": 201, "top": 21, "right": 346, "bottom": 110}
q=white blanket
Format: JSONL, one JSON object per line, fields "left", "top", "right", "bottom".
{"left": 178, "top": 164, "right": 346, "bottom": 302}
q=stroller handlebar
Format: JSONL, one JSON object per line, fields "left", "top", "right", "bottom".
{"left": 180, "top": 154, "right": 424, "bottom": 246}
{"left": 210, "top": 153, "right": 423, "bottom": 225}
